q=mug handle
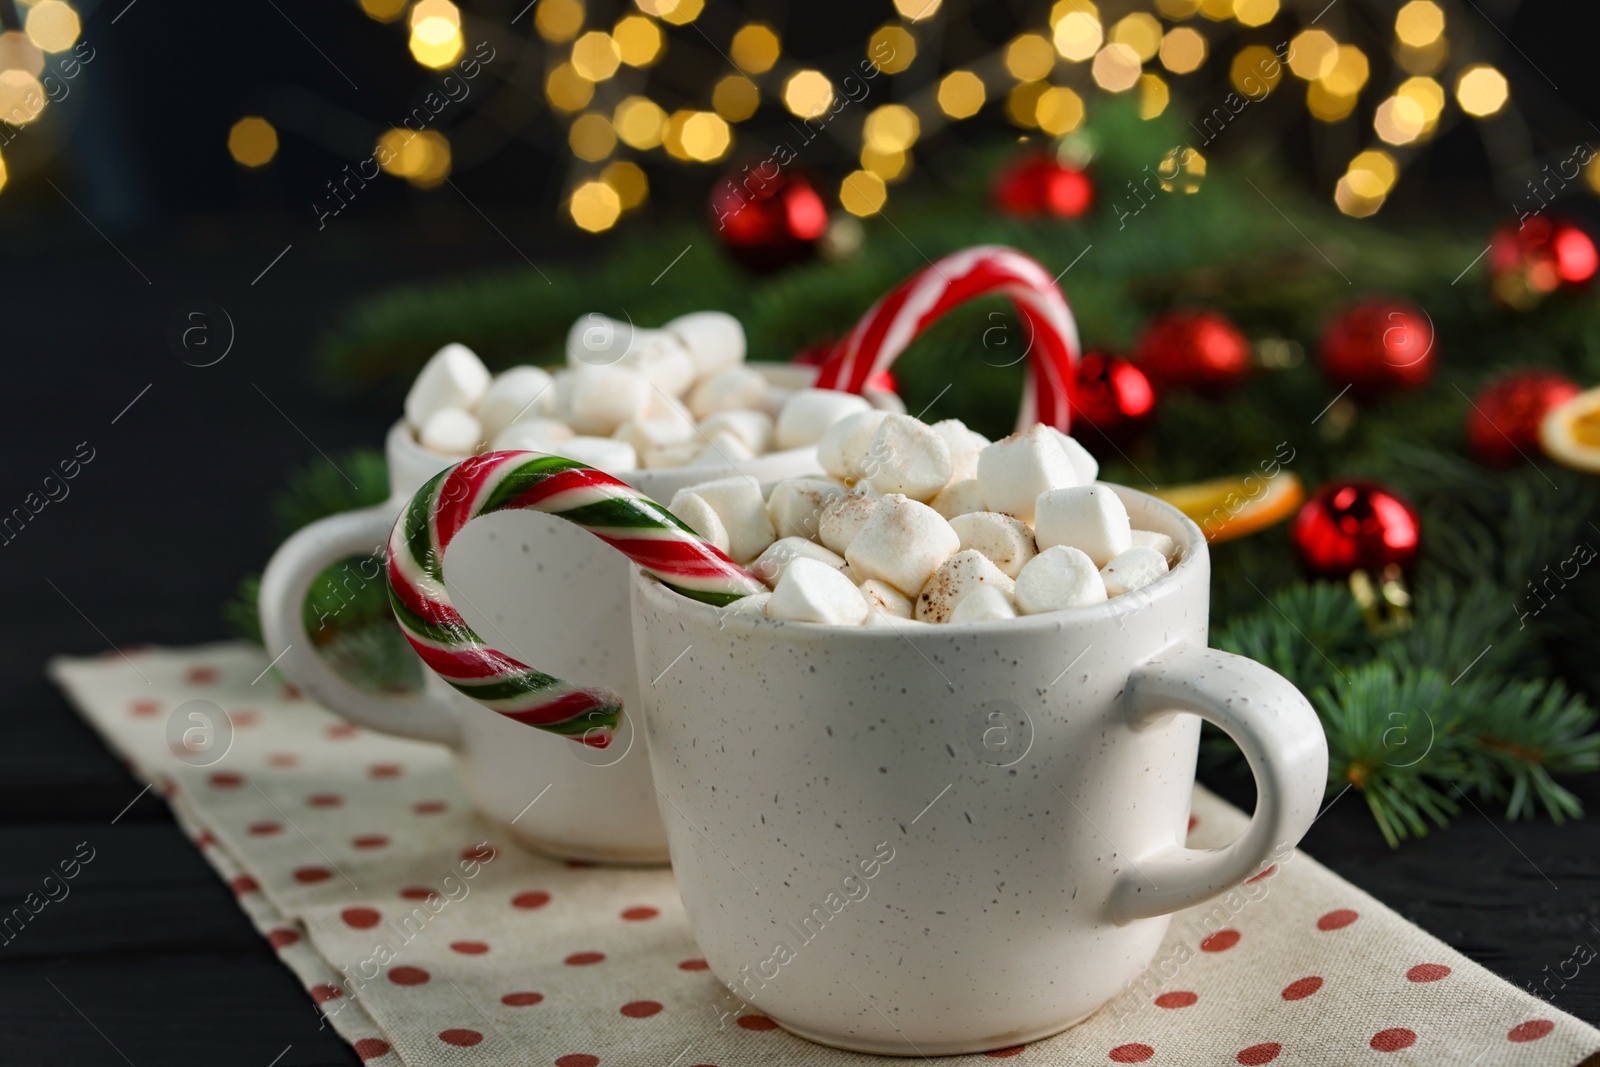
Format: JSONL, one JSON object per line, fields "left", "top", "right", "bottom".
{"left": 259, "top": 502, "right": 462, "bottom": 746}
{"left": 1107, "top": 641, "right": 1328, "bottom": 924}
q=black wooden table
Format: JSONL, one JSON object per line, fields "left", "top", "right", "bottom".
{"left": 2, "top": 238, "right": 1597, "bottom": 1066}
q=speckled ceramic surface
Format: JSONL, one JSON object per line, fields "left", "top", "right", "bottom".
{"left": 631, "top": 487, "right": 1328, "bottom": 1054}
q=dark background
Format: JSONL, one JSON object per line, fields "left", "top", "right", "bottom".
{"left": 3, "top": 0, "right": 1600, "bottom": 1063}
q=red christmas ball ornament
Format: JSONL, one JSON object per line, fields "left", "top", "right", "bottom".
{"left": 992, "top": 152, "right": 1094, "bottom": 219}
{"left": 1465, "top": 368, "right": 1581, "bottom": 466}
{"left": 1134, "top": 309, "right": 1252, "bottom": 394}
{"left": 1069, "top": 352, "right": 1156, "bottom": 447}
{"left": 1291, "top": 480, "right": 1421, "bottom": 578}
{"left": 709, "top": 168, "right": 829, "bottom": 273}
{"left": 1488, "top": 216, "right": 1598, "bottom": 309}
{"left": 1317, "top": 299, "right": 1435, "bottom": 395}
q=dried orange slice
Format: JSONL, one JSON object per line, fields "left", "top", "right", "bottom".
{"left": 1540, "top": 385, "right": 1600, "bottom": 473}
{"left": 1152, "top": 471, "right": 1305, "bottom": 543}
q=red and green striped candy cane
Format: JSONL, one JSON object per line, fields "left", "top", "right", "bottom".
{"left": 812, "top": 245, "right": 1081, "bottom": 431}
{"left": 386, "top": 451, "right": 766, "bottom": 747}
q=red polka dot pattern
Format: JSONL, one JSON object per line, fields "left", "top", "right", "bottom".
{"left": 413, "top": 800, "right": 447, "bottom": 813}
{"left": 228, "top": 710, "right": 258, "bottom": 728}
{"left": 209, "top": 772, "right": 243, "bottom": 788}
{"left": 1406, "top": 963, "right": 1450, "bottom": 983}
{"left": 353, "top": 1038, "right": 391, "bottom": 1061}
{"left": 451, "top": 940, "right": 490, "bottom": 955}
{"left": 621, "top": 1000, "right": 663, "bottom": 1018}
{"left": 1154, "top": 991, "right": 1197, "bottom": 1009}
{"left": 502, "top": 992, "right": 544, "bottom": 1006}
{"left": 1200, "top": 930, "right": 1240, "bottom": 952}
{"left": 389, "top": 966, "right": 430, "bottom": 986}
{"left": 1370, "top": 1028, "right": 1416, "bottom": 1052}
{"left": 351, "top": 834, "right": 389, "bottom": 849}
{"left": 308, "top": 793, "right": 343, "bottom": 807}
{"left": 737, "top": 1015, "right": 778, "bottom": 1031}
{"left": 1108, "top": 1044, "right": 1155, "bottom": 1063}
{"left": 266, "top": 753, "right": 298, "bottom": 767}
{"left": 293, "top": 866, "right": 333, "bottom": 884}
{"left": 461, "top": 843, "right": 496, "bottom": 862}
{"left": 229, "top": 875, "right": 259, "bottom": 895}
{"left": 248, "top": 822, "right": 282, "bottom": 836}
{"left": 267, "top": 928, "right": 299, "bottom": 949}
{"left": 621, "top": 906, "right": 659, "bottom": 921}
{"left": 439, "top": 1028, "right": 482, "bottom": 1047}
{"left": 1508, "top": 1020, "right": 1554, "bottom": 1043}
{"left": 309, "top": 984, "right": 343, "bottom": 1004}
{"left": 326, "top": 723, "right": 358, "bottom": 739}
{"left": 369, "top": 763, "right": 403, "bottom": 779}
{"left": 1237, "top": 1042, "right": 1281, "bottom": 1064}
{"left": 512, "top": 891, "right": 551, "bottom": 909}
{"left": 1281, "top": 976, "right": 1323, "bottom": 1000}
{"left": 401, "top": 886, "right": 440, "bottom": 902}
{"left": 186, "top": 666, "right": 218, "bottom": 684}
{"left": 565, "top": 951, "right": 605, "bottom": 966}
{"left": 1317, "top": 909, "right": 1359, "bottom": 931}
{"left": 678, "top": 959, "right": 709, "bottom": 971}
{"left": 555, "top": 1056, "right": 599, "bottom": 1067}
{"left": 341, "top": 907, "right": 382, "bottom": 929}
{"left": 130, "top": 700, "right": 159, "bottom": 717}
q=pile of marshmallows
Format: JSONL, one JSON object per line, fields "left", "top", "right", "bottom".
{"left": 670, "top": 413, "right": 1180, "bottom": 627}
{"left": 402, "top": 311, "right": 878, "bottom": 471}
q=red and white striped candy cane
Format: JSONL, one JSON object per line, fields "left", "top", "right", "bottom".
{"left": 386, "top": 451, "right": 766, "bottom": 746}
{"left": 812, "top": 245, "right": 1081, "bottom": 431}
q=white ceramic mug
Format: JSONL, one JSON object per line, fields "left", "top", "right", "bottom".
{"left": 259, "top": 364, "right": 878, "bottom": 863}
{"left": 630, "top": 485, "right": 1327, "bottom": 1053}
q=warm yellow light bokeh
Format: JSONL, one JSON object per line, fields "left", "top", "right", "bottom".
{"left": 1092, "top": 43, "right": 1141, "bottom": 92}
{"left": 1054, "top": 11, "right": 1103, "bottom": 62}
{"left": 665, "top": 110, "right": 731, "bottom": 161}
{"left": 547, "top": 62, "right": 595, "bottom": 112}
{"left": 1232, "top": 0, "right": 1278, "bottom": 28}
{"left": 571, "top": 180, "right": 622, "bottom": 232}
{"left": 378, "top": 129, "right": 451, "bottom": 187}
{"left": 602, "top": 160, "right": 649, "bottom": 210}
{"left": 636, "top": 0, "right": 702, "bottom": 26}
{"left": 613, "top": 15, "right": 662, "bottom": 66}
{"left": 614, "top": 95, "right": 666, "bottom": 148}
{"left": 1155, "top": 0, "right": 1201, "bottom": 17}
{"left": 1006, "top": 33, "right": 1057, "bottom": 80}
{"left": 1006, "top": 81, "right": 1049, "bottom": 127}
{"left": 713, "top": 74, "right": 760, "bottom": 122}
{"left": 1139, "top": 73, "right": 1169, "bottom": 118}
{"left": 840, "top": 170, "right": 888, "bottom": 216}
{"left": 1320, "top": 45, "right": 1369, "bottom": 96}
{"left": 1334, "top": 174, "right": 1382, "bottom": 217}
{"left": 25, "top": 0, "right": 80, "bottom": 52}
{"left": 409, "top": 26, "right": 464, "bottom": 68}
{"left": 1397, "top": 76, "right": 1445, "bottom": 131}
{"left": 0, "top": 30, "right": 45, "bottom": 77}
{"left": 568, "top": 113, "right": 616, "bottom": 161}
{"left": 1287, "top": 29, "right": 1337, "bottom": 80}
{"left": 937, "top": 70, "right": 986, "bottom": 117}
{"left": 1306, "top": 80, "right": 1357, "bottom": 122}
{"left": 1159, "top": 27, "right": 1206, "bottom": 74}
{"left": 862, "top": 144, "right": 910, "bottom": 181}
{"left": 572, "top": 31, "right": 622, "bottom": 81}
{"left": 1346, "top": 149, "right": 1397, "bottom": 196}
{"left": 535, "top": 0, "right": 584, "bottom": 42}
{"left": 1036, "top": 85, "right": 1085, "bottom": 135}
{"left": 228, "top": 116, "right": 278, "bottom": 168}
{"left": 864, "top": 104, "right": 920, "bottom": 152}
{"left": 1395, "top": 0, "right": 1444, "bottom": 47}
{"left": 1456, "top": 64, "right": 1508, "bottom": 117}
{"left": 0, "top": 150, "right": 8, "bottom": 195}
{"left": 1374, "top": 95, "right": 1426, "bottom": 144}
{"left": 0, "top": 69, "right": 45, "bottom": 125}
{"left": 1110, "top": 14, "right": 1162, "bottom": 61}
{"left": 1230, "top": 44, "right": 1282, "bottom": 94}
{"left": 1198, "top": 0, "right": 1234, "bottom": 20}
{"left": 1397, "top": 38, "right": 1448, "bottom": 75}
{"left": 784, "top": 70, "right": 834, "bottom": 119}
{"left": 360, "top": 0, "right": 409, "bottom": 22}
{"left": 1587, "top": 155, "right": 1600, "bottom": 195}
{"left": 869, "top": 25, "right": 916, "bottom": 74}
{"left": 731, "top": 23, "right": 780, "bottom": 74}
{"left": 1158, "top": 145, "right": 1205, "bottom": 192}
{"left": 893, "top": 0, "right": 940, "bottom": 19}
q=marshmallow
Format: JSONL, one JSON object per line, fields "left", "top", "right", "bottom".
{"left": 768, "top": 556, "right": 870, "bottom": 626}
{"left": 538, "top": 369, "right": 574, "bottom": 419}
{"left": 1130, "top": 529, "right": 1178, "bottom": 561}
{"left": 418, "top": 408, "right": 482, "bottom": 455}
{"left": 866, "top": 414, "right": 954, "bottom": 502}
{"left": 1100, "top": 546, "right": 1170, "bottom": 597}
{"left": 976, "top": 424, "right": 1080, "bottom": 522}
{"left": 689, "top": 366, "right": 771, "bottom": 419}
{"left": 817, "top": 488, "right": 882, "bottom": 555}
{"left": 667, "top": 489, "right": 731, "bottom": 555}
{"left": 1034, "top": 484, "right": 1132, "bottom": 567}
{"left": 915, "top": 549, "right": 1016, "bottom": 624}
{"left": 476, "top": 367, "right": 556, "bottom": 441}
{"left": 932, "top": 419, "right": 990, "bottom": 482}
{"left": 566, "top": 365, "right": 652, "bottom": 436}
{"left": 844, "top": 494, "right": 961, "bottom": 597}
{"left": 750, "top": 537, "right": 847, "bottom": 585}
{"left": 492, "top": 417, "right": 575, "bottom": 452}
{"left": 613, "top": 416, "right": 694, "bottom": 457}
{"left": 774, "top": 388, "right": 873, "bottom": 450}
{"left": 557, "top": 435, "right": 639, "bottom": 472}
{"left": 566, "top": 313, "right": 634, "bottom": 368}
{"left": 681, "top": 477, "right": 775, "bottom": 563}
{"left": 1014, "top": 545, "right": 1107, "bottom": 614}
{"left": 930, "top": 479, "right": 986, "bottom": 521}
{"left": 858, "top": 579, "right": 913, "bottom": 620}
{"left": 642, "top": 387, "right": 697, "bottom": 429}
{"left": 687, "top": 429, "right": 758, "bottom": 468}
{"left": 948, "top": 511, "right": 1038, "bottom": 578}
{"left": 864, "top": 610, "right": 932, "bottom": 629}
{"left": 621, "top": 332, "right": 697, "bottom": 396}
{"left": 405, "top": 344, "right": 491, "bottom": 430}
{"left": 642, "top": 441, "right": 703, "bottom": 469}
{"left": 699, "top": 410, "right": 774, "bottom": 454}
{"left": 817, "top": 409, "right": 891, "bottom": 483}
{"left": 1048, "top": 427, "right": 1100, "bottom": 486}
{"left": 725, "top": 591, "right": 771, "bottom": 616}
{"left": 664, "top": 310, "right": 746, "bottom": 382}
{"left": 948, "top": 584, "right": 1018, "bottom": 624}
{"left": 766, "top": 478, "right": 847, "bottom": 540}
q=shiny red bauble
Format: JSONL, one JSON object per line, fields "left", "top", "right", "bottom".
{"left": 1488, "top": 216, "right": 1598, "bottom": 309}
{"left": 1134, "top": 309, "right": 1251, "bottom": 393}
{"left": 1290, "top": 480, "right": 1421, "bottom": 578}
{"left": 1465, "top": 368, "right": 1581, "bottom": 466}
{"left": 709, "top": 168, "right": 829, "bottom": 273}
{"left": 1317, "top": 299, "right": 1435, "bottom": 394}
{"left": 1069, "top": 352, "right": 1156, "bottom": 447}
{"left": 992, "top": 152, "right": 1094, "bottom": 219}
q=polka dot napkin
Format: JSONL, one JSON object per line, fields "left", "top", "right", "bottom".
{"left": 51, "top": 643, "right": 1600, "bottom": 1067}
